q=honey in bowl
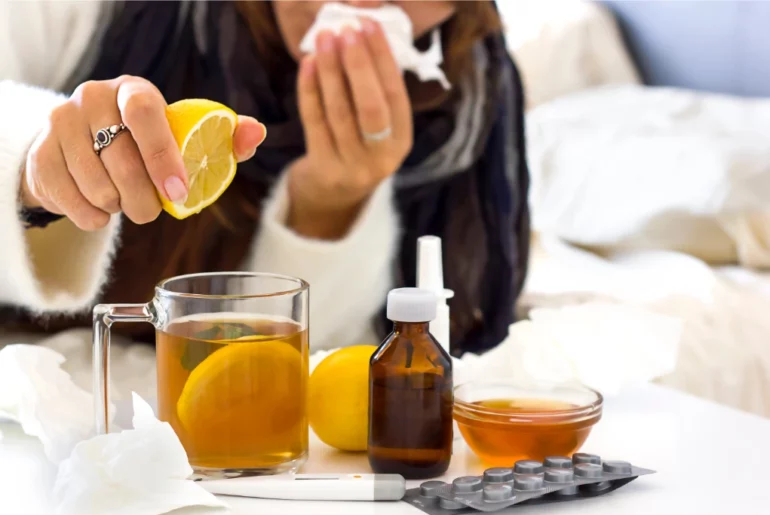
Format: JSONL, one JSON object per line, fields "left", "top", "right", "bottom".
{"left": 453, "top": 381, "right": 602, "bottom": 466}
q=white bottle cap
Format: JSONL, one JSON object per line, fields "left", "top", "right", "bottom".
{"left": 387, "top": 288, "right": 437, "bottom": 323}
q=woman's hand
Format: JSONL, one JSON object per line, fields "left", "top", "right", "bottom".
{"left": 289, "top": 18, "right": 413, "bottom": 239}
{"left": 20, "top": 75, "right": 266, "bottom": 231}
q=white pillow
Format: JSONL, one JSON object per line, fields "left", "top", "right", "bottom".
{"left": 526, "top": 84, "right": 770, "bottom": 268}
{"left": 499, "top": 0, "right": 640, "bottom": 109}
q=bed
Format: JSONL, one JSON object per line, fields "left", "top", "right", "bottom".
{"left": 509, "top": 0, "right": 770, "bottom": 417}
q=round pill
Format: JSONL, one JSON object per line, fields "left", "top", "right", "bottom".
{"left": 419, "top": 481, "right": 446, "bottom": 498}
{"left": 513, "top": 460, "right": 544, "bottom": 475}
{"left": 603, "top": 460, "right": 633, "bottom": 475}
{"left": 572, "top": 453, "right": 601, "bottom": 465}
{"left": 544, "top": 456, "right": 573, "bottom": 469}
{"left": 439, "top": 498, "right": 465, "bottom": 510}
{"left": 555, "top": 485, "right": 579, "bottom": 496}
{"left": 483, "top": 467, "right": 514, "bottom": 483}
{"left": 483, "top": 483, "right": 514, "bottom": 502}
{"left": 584, "top": 481, "right": 612, "bottom": 493}
{"left": 451, "top": 476, "right": 483, "bottom": 494}
{"left": 544, "top": 468, "right": 574, "bottom": 484}
{"left": 575, "top": 463, "right": 603, "bottom": 478}
{"left": 513, "top": 474, "right": 544, "bottom": 491}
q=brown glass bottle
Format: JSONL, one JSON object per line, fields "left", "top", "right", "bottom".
{"left": 368, "top": 288, "right": 453, "bottom": 479}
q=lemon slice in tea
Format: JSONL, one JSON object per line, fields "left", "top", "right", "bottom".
{"left": 176, "top": 339, "right": 304, "bottom": 455}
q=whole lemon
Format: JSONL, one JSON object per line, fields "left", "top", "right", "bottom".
{"left": 308, "top": 345, "right": 377, "bottom": 451}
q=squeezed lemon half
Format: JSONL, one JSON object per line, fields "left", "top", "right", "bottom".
{"left": 163, "top": 99, "right": 238, "bottom": 219}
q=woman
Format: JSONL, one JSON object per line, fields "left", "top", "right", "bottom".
{"left": 0, "top": 0, "right": 529, "bottom": 355}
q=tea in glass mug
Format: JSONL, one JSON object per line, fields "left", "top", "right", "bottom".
{"left": 93, "top": 272, "right": 309, "bottom": 477}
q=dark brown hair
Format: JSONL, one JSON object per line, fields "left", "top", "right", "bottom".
{"left": 16, "top": 1, "right": 503, "bottom": 338}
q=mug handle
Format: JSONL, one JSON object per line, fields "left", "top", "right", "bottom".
{"left": 92, "top": 303, "right": 159, "bottom": 434}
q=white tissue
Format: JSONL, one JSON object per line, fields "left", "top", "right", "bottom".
{"left": 0, "top": 345, "right": 103, "bottom": 464}
{"left": 299, "top": 2, "right": 450, "bottom": 89}
{"left": 53, "top": 393, "right": 229, "bottom": 515}
{"left": 309, "top": 348, "right": 335, "bottom": 374}
{"left": 458, "top": 303, "right": 682, "bottom": 395}
{"left": 309, "top": 304, "right": 679, "bottom": 396}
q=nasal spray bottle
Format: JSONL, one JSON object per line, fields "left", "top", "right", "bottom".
{"left": 367, "top": 236, "right": 455, "bottom": 479}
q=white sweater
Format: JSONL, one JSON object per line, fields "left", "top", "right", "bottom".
{"left": 0, "top": 1, "right": 398, "bottom": 350}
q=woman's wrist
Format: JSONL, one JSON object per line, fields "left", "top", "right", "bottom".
{"left": 19, "top": 182, "right": 42, "bottom": 209}
{"left": 286, "top": 199, "right": 365, "bottom": 240}
{"left": 285, "top": 157, "right": 375, "bottom": 240}
{"left": 17, "top": 165, "right": 63, "bottom": 228}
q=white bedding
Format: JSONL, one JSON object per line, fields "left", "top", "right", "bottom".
{"left": 522, "top": 234, "right": 770, "bottom": 418}
{"left": 518, "top": 77, "right": 770, "bottom": 418}
{"left": 499, "top": 0, "right": 640, "bottom": 109}
{"left": 526, "top": 84, "right": 770, "bottom": 267}
{"left": 502, "top": 0, "right": 770, "bottom": 418}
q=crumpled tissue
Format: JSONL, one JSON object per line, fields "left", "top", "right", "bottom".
{"left": 53, "top": 393, "right": 229, "bottom": 515}
{"left": 457, "top": 302, "right": 682, "bottom": 395}
{"left": 310, "top": 303, "right": 681, "bottom": 396}
{"left": 0, "top": 344, "right": 105, "bottom": 464}
{"left": 299, "top": 2, "right": 450, "bottom": 89}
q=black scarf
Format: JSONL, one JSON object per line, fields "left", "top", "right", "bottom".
{"left": 83, "top": 1, "right": 530, "bottom": 356}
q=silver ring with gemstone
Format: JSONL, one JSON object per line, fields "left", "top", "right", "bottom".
{"left": 93, "top": 123, "right": 129, "bottom": 156}
{"left": 362, "top": 126, "right": 392, "bottom": 143}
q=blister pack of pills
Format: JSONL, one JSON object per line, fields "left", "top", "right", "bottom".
{"left": 402, "top": 453, "right": 655, "bottom": 514}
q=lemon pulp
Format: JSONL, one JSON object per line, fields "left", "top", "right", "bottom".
{"left": 163, "top": 99, "right": 238, "bottom": 219}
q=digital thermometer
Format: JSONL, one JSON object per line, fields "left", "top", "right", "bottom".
{"left": 199, "top": 473, "right": 406, "bottom": 501}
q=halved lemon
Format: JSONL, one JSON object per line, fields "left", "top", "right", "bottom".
{"left": 163, "top": 99, "right": 238, "bottom": 219}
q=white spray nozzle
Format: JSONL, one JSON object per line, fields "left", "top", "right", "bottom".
{"left": 417, "top": 236, "right": 454, "bottom": 353}
{"left": 417, "top": 236, "right": 454, "bottom": 299}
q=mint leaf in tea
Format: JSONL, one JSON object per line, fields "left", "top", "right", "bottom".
{"left": 180, "top": 322, "right": 262, "bottom": 371}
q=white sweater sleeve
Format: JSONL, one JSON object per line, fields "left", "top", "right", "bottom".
{"left": 246, "top": 175, "right": 400, "bottom": 351}
{"left": 0, "top": 1, "right": 121, "bottom": 313}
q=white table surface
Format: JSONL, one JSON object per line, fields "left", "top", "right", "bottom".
{"left": 2, "top": 383, "right": 768, "bottom": 515}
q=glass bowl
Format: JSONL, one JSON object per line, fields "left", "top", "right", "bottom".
{"left": 453, "top": 380, "right": 603, "bottom": 466}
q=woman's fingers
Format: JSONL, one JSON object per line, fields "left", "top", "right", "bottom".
{"left": 47, "top": 96, "right": 122, "bottom": 215}
{"left": 359, "top": 18, "right": 412, "bottom": 141}
{"left": 234, "top": 116, "right": 267, "bottom": 162}
{"left": 28, "top": 135, "right": 110, "bottom": 231}
{"left": 297, "top": 55, "right": 335, "bottom": 157}
{"left": 61, "top": 127, "right": 122, "bottom": 215}
{"left": 314, "top": 30, "right": 364, "bottom": 156}
{"left": 116, "top": 78, "right": 188, "bottom": 203}
{"left": 99, "top": 133, "right": 162, "bottom": 224}
{"left": 75, "top": 79, "right": 162, "bottom": 224}
{"left": 339, "top": 26, "right": 391, "bottom": 140}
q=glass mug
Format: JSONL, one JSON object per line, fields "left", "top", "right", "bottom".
{"left": 92, "top": 272, "right": 309, "bottom": 477}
